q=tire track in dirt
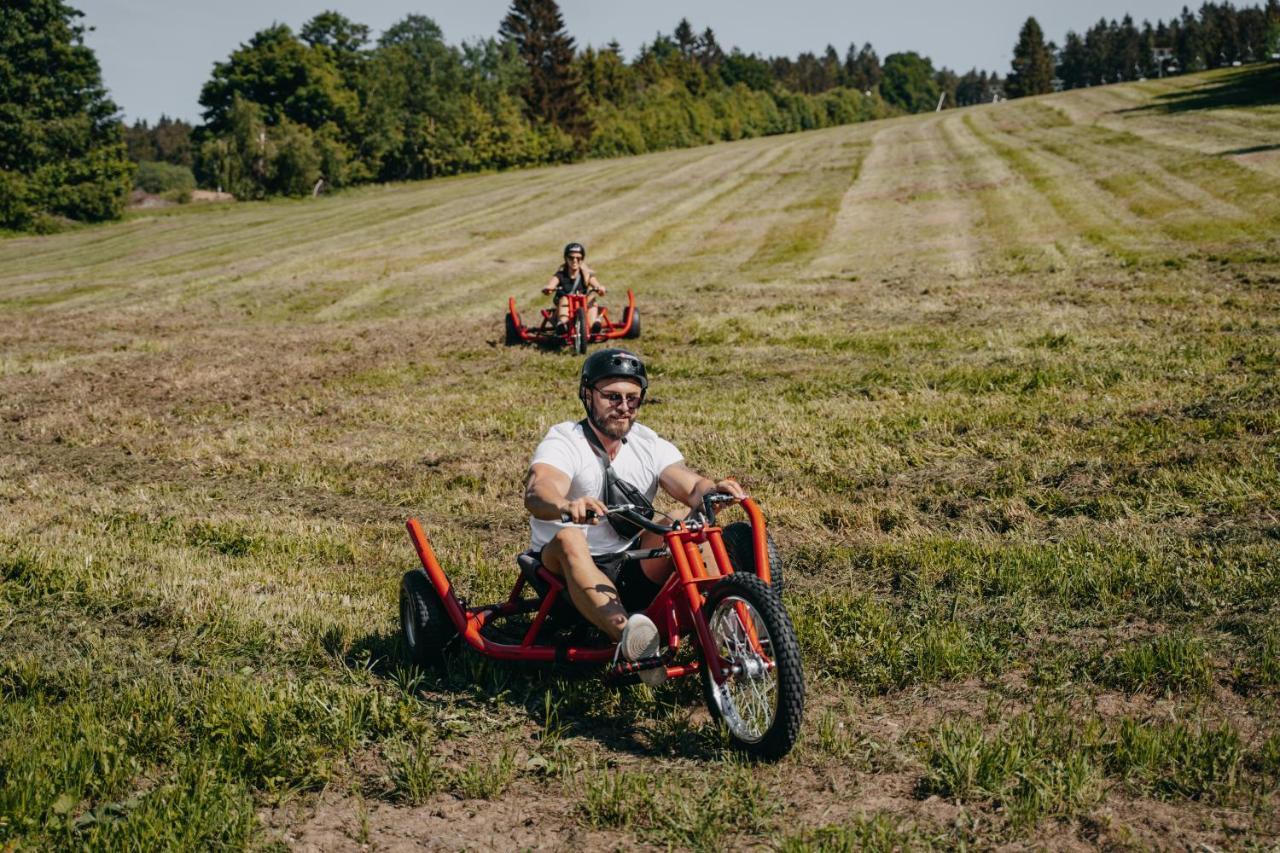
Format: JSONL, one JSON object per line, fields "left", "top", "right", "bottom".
{"left": 1056, "top": 82, "right": 1280, "bottom": 178}
{"left": 1039, "top": 124, "right": 1258, "bottom": 230}
{"left": 937, "top": 108, "right": 1075, "bottom": 267}
{"left": 740, "top": 129, "right": 865, "bottom": 271}
{"left": 962, "top": 108, "right": 1153, "bottom": 260}
{"left": 622, "top": 139, "right": 805, "bottom": 267}
{"left": 813, "top": 113, "right": 984, "bottom": 282}
{"left": 609, "top": 137, "right": 800, "bottom": 266}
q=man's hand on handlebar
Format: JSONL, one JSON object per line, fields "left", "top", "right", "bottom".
{"left": 695, "top": 479, "right": 748, "bottom": 523}
{"left": 559, "top": 496, "right": 609, "bottom": 524}
{"left": 711, "top": 478, "right": 748, "bottom": 500}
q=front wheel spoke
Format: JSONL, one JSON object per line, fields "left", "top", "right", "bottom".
{"left": 708, "top": 593, "right": 783, "bottom": 743}
{"left": 750, "top": 673, "right": 775, "bottom": 723}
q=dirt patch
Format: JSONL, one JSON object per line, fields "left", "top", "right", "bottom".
{"left": 261, "top": 785, "right": 645, "bottom": 852}
{"left": 128, "top": 189, "right": 176, "bottom": 209}
{"left": 191, "top": 189, "right": 236, "bottom": 202}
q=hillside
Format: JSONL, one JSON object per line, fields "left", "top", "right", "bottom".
{"left": 1, "top": 64, "right": 1278, "bottom": 849}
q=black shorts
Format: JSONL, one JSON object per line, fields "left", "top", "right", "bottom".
{"left": 538, "top": 545, "right": 664, "bottom": 613}
{"left": 597, "top": 551, "right": 664, "bottom": 613}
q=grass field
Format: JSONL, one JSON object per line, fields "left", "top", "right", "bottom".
{"left": 2, "top": 64, "right": 1278, "bottom": 849}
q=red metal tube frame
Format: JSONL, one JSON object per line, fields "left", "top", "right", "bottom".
{"left": 404, "top": 496, "right": 771, "bottom": 671}
{"left": 506, "top": 290, "right": 636, "bottom": 344}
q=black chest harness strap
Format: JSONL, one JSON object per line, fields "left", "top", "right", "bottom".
{"left": 578, "top": 419, "right": 655, "bottom": 539}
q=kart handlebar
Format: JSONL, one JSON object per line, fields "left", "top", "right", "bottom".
{"left": 701, "top": 491, "right": 737, "bottom": 526}
{"left": 559, "top": 493, "right": 746, "bottom": 534}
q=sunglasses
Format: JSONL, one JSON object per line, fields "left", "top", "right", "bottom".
{"left": 592, "top": 387, "right": 642, "bottom": 409}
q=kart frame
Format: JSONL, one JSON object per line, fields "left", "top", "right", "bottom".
{"left": 405, "top": 498, "right": 771, "bottom": 678}
{"left": 506, "top": 289, "right": 639, "bottom": 353}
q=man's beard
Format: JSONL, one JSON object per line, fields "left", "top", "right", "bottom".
{"left": 596, "top": 409, "right": 634, "bottom": 440}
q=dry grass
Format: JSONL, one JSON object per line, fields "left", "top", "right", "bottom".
{"left": 2, "top": 64, "right": 1278, "bottom": 849}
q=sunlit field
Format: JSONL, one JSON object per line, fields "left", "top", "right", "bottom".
{"left": 2, "top": 64, "right": 1278, "bottom": 849}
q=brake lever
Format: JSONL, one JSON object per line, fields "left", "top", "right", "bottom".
{"left": 560, "top": 509, "right": 600, "bottom": 523}
{"left": 700, "top": 491, "right": 744, "bottom": 525}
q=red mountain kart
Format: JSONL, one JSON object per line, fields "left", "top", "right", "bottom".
{"left": 400, "top": 495, "right": 804, "bottom": 760}
{"left": 505, "top": 289, "right": 641, "bottom": 354}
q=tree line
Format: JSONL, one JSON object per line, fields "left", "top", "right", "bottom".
{"left": 5, "top": 0, "right": 1279, "bottom": 231}
{"left": 177, "top": 5, "right": 910, "bottom": 200}
{"left": 115, "top": 3, "right": 1014, "bottom": 202}
{"left": 1007, "top": 1, "right": 1280, "bottom": 97}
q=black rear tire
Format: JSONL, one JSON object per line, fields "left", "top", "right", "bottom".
{"left": 400, "top": 569, "right": 457, "bottom": 669}
{"left": 505, "top": 312, "right": 521, "bottom": 346}
{"left": 700, "top": 573, "right": 804, "bottom": 761}
{"left": 573, "top": 308, "right": 587, "bottom": 354}
{"left": 623, "top": 307, "right": 641, "bottom": 339}
{"left": 721, "top": 521, "right": 784, "bottom": 597}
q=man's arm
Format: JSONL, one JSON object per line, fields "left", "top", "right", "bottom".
{"left": 587, "top": 272, "right": 606, "bottom": 296}
{"left": 658, "top": 462, "right": 746, "bottom": 509}
{"left": 526, "top": 463, "right": 606, "bottom": 524}
{"left": 542, "top": 274, "right": 560, "bottom": 295}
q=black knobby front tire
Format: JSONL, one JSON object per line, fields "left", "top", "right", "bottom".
{"left": 400, "top": 569, "right": 457, "bottom": 669}
{"left": 623, "top": 307, "right": 641, "bottom": 339}
{"left": 573, "top": 308, "right": 587, "bottom": 354}
{"left": 700, "top": 573, "right": 804, "bottom": 760}
{"left": 505, "top": 312, "right": 522, "bottom": 346}
{"left": 721, "top": 521, "right": 784, "bottom": 597}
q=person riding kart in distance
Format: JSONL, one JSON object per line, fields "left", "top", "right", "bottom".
{"left": 542, "top": 242, "right": 605, "bottom": 336}
{"left": 524, "top": 349, "right": 747, "bottom": 684}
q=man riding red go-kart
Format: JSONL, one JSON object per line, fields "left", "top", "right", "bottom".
{"left": 400, "top": 349, "right": 804, "bottom": 759}
{"left": 506, "top": 243, "right": 640, "bottom": 353}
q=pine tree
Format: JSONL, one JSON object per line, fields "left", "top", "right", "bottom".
{"left": 499, "top": 0, "right": 590, "bottom": 142}
{"left": 673, "top": 18, "right": 696, "bottom": 56}
{"left": 696, "top": 28, "right": 724, "bottom": 73}
{"left": 1007, "top": 16, "right": 1055, "bottom": 97}
{"left": 1139, "top": 21, "right": 1159, "bottom": 78}
{"left": 0, "top": 0, "right": 133, "bottom": 229}
{"left": 851, "top": 43, "right": 882, "bottom": 92}
{"left": 821, "top": 45, "right": 841, "bottom": 91}
{"left": 842, "top": 44, "right": 859, "bottom": 87}
{"left": 956, "top": 69, "right": 983, "bottom": 105}
{"left": 1116, "top": 15, "right": 1142, "bottom": 81}
{"left": 1175, "top": 7, "right": 1203, "bottom": 71}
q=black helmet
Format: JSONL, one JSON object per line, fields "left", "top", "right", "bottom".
{"left": 563, "top": 242, "right": 586, "bottom": 259}
{"left": 580, "top": 348, "right": 647, "bottom": 392}
{"left": 583, "top": 348, "right": 645, "bottom": 389}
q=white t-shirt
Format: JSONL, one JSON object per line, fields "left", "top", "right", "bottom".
{"left": 529, "top": 420, "right": 684, "bottom": 555}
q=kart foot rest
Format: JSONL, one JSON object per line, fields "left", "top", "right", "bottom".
{"left": 605, "top": 655, "right": 668, "bottom": 684}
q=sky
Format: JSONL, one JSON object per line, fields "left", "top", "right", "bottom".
{"left": 81, "top": 0, "right": 1195, "bottom": 123}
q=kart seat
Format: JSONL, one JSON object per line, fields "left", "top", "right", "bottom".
{"left": 517, "top": 551, "right": 550, "bottom": 597}
{"left": 516, "top": 551, "right": 585, "bottom": 627}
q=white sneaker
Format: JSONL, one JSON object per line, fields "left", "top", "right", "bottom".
{"left": 618, "top": 613, "right": 666, "bottom": 685}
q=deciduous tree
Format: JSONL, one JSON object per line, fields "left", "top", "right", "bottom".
{"left": 881, "top": 51, "right": 939, "bottom": 112}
